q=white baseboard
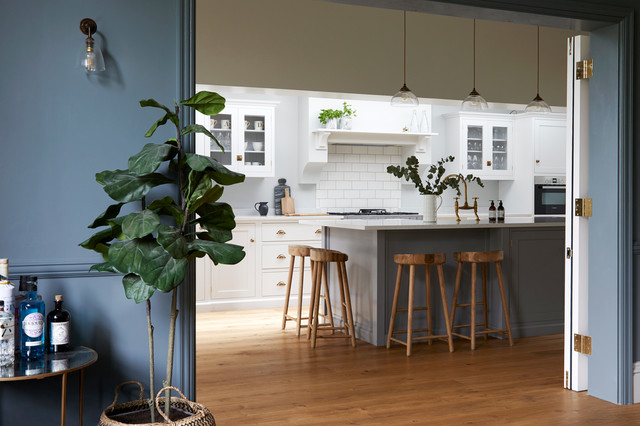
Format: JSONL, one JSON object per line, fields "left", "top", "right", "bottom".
{"left": 634, "top": 362, "right": 640, "bottom": 403}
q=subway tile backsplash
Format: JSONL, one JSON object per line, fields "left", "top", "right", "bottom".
{"left": 316, "top": 145, "right": 402, "bottom": 211}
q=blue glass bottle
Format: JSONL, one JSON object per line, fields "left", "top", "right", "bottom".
{"left": 19, "top": 278, "right": 45, "bottom": 360}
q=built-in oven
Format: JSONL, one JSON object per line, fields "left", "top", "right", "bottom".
{"left": 534, "top": 176, "right": 566, "bottom": 215}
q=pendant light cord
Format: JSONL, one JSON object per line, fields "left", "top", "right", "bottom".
{"left": 403, "top": 11, "right": 407, "bottom": 85}
{"left": 536, "top": 26, "right": 540, "bottom": 95}
{"left": 473, "top": 19, "right": 476, "bottom": 90}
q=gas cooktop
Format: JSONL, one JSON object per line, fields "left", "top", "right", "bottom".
{"left": 328, "top": 209, "right": 420, "bottom": 219}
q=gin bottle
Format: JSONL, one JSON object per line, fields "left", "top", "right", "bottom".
{"left": 0, "top": 300, "right": 14, "bottom": 367}
{"left": 47, "top": 295, "right": 70, "bottom": 353}
{"left": 19, "top": 280, "right": 45, "bottom": 360}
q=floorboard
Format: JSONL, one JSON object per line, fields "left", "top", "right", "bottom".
{"left": 195, "top": 308, "right": 640, "bottom": 425}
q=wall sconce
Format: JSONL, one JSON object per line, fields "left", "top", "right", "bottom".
{"left": 78, "top": 18, "right": 105, "bottom": 72}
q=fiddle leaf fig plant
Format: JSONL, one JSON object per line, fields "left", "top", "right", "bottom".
{"left": 80, "top": 91, "right": 245, "bottom": 421}
{"left": 387, "top": 155, "right": 484, "bottom": 195}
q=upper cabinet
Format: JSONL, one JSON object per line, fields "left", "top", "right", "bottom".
{"left": 195, "top": 100, "right": 277, "bottom": 177}
{"left": 532, "top": 117, "right": 567, "bottom": 175}
{"left": 445, "top": 112, "right": 514, "bottom": 180}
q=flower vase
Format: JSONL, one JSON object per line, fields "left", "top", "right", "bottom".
{"left": 423, "top": 194, "right": 442, "bottom": 223}
{"left": 325, "top": 118, "right": 338, "bottom": 129}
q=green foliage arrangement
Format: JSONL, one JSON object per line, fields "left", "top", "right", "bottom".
{"left": 80, "top": 91, "right": 245, "bottom": 420}
{"left": 387, "top": 155, "right": 484, "bottom": 195}
{"left": 341, "top": 102, "right": 357, "bottom": 118}
{"left": 318, "top": 108, "right": 343, "bottom": 125}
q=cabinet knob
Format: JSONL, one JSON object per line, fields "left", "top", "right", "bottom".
{"left": 277, "top": 254, "right": 286, "bottom": 259}
{"left": 536, "top": 160, "right": 541, "bottom": 164}
{"left": 237, "top": 155, "right": 243, "bottom": 161}
{"left": 315, "top": 229, "right": 322, "bottom": 234}
{"left": 276, "top": 230, "right": 286, "bottom": 235}
{"left": 487, "top": 160, "right": 492, "bottom": 166}
{"left": 276, "top": 281, "right": 286, "bottom": 287}
{"left": 250, "top": 239, "right": 255, "bottom": 243}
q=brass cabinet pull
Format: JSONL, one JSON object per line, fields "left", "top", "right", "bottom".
{"left": 250, "top": 239, "right": 255, "bottom": 243}
{"left": 315, "top": 229, "right": 322, "bottom": 234}
{"left": 276, "top": 281, "right": 286, "bottom": 287}
{"left": 536, "top": 160, "right": 541, "bottom": 164}
{"left": 487, "top": 160, "right": 492, "bottom": 166}
{"left": 276, "top": 230, "right": 286, "bottom": 235}
{"left": 237, "top": 155, "right": 243, "bottom": 161}
{"left": 276, "top": 254, "right": 286, "bottom": 259}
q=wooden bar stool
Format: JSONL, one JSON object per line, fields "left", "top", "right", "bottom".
{"left": 386, "top": 253, "right": 454, "bottom": 356}
{"left": 308, "top": 248, "right": 356, "bottom": 348}
{"left": 281, "top": 245, "right": 333, "bottom": 337}
{"left": 450, "top": 250, "right": 513, "bottom": 350}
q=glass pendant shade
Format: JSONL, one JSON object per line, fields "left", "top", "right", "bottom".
{"left": 461, "top": 88, "right": 488, "bottom": 111}
{"left": 391, "top": 11, "right": 419, "bottom": 107}
{"left": 391, "top": 84, "right": 419, "bottom": 107}
{"left": 78, "top": 37, "right": 105, "bottom": 72}
{"left": 525, "top": 94, "right": 551, "bottom": 112}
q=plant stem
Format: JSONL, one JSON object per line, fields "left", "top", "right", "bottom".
{"left": 164, "top": 287, "right": 179, "bottom": 418}
{"left": 146, "top": 299, "right": 156, "bottom": 423}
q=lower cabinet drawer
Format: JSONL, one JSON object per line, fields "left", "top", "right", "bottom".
{"left": 262, "top": 242, "right": 320, "bottom": 269}
{"left": 261, "top": 269, "right": 313, "bottom": 297}
{"left": 261, "top": 223, "right": 323, "bottom": 242}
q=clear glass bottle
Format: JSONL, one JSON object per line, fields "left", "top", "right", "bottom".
{"left": 497, "top": 200, "right": 505, "bottom": 223}
{"left": 19, "top": 279, "right": 45, "bottom": 360}
{"left": 0, "top": 300, "right": 15, "bottom": 367}
{"left": 15, "top": 276, "right": 41, "bottom": 354}
{"left": 47, "top": 295, "right": 70, "bottom": 353}
{"left": 489, "top": 200, "right": 497, "bottom": 223}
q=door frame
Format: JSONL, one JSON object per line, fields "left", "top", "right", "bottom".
{"left": 178, "top": 0, "right": 634, "bottom": 403}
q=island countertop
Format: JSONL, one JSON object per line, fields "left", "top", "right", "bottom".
{"left": 300, "top": 216, "right": 565, "bottom": 231}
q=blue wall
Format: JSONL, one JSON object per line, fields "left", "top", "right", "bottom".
{"left": 0, "top": 0, "right": 183, "bottom": 423}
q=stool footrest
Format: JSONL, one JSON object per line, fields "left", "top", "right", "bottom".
{"left": 452, "top": 323, "right": 487, "bottom": 329}
{"left": 396, "top": 307, "right": 429, "bottom": 313}
{"left": 453, "top": 302, "right": 486, "bottom": 308}
{"left": 389, "top": 328, "right": 430, "bottom": 334}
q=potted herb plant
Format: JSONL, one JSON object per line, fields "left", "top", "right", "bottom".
{"left": 82, "top": 91, "right": 245, "bottom": 425}
{"left": 340, "top": 102, "right": 357, "bottom": 130}
{"left": 387, "top": 155, "right": 483, "bottom": 222}
{"left": 318, "top": 107, "right": 342, "bottom": 129}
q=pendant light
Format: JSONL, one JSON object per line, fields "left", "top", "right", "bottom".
{"left": 525, "top": 26, "right": 551, "bottom": 112}
{"left": 391, "top": 11, "right": 419, "bottom": 107}
{"left": 461, "top": 19, "right": 488, "bottom": 111}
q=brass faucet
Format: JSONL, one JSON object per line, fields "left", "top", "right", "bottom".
{"left": 444, "top": 173, "right": 480, "bottom": 223}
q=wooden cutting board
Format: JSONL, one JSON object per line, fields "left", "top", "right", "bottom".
{"left": 281, "top": 188, "right": 295, "bottom": 215}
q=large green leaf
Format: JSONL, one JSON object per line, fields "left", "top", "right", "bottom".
{"left": 189, "top": 185, "right": 223, "bottom": 213}
{"left": 196, "top": 229, "right": 233, "bottom": 244}
{"left": 128, "top": 143, "right": 178, "bottom": 175}
{"left": 144, "top": 112, "right": 178, "bottom": 138}
{"left": 140, "top": 98, "right": 173, "bottom": 114}
{"left": 188, "top": 240, "right": 245, "bottom": 265}
{"left": 180, "top": 91, "right": 225, "bottom": 116}
{"left": 184, "top": 153, "right": 245, "bottom": 186}
{"left": 121, "top": 210, "right": 161, "bottom": 239}
{"left": 100, "top": 170, "right": 174, "bottom": 202}
{"left": 193, "top": 202, "right": 237, "bottom": 231}
{"left": 89, "top": 261, "right": 120, "bottom": 273}
{"left": 88, "top": 203, "right": 124, "bottom": 229}
{"left": 79, "top": 226, "right": 122, "bottom": 254}
{"left": 147, "top": 196, "right": 184, "bottom": 227}
{"left": 157, "top": 225, "right": 188, "bottom": 258}
{"left": 123, "top": 273, "right": 155, "bottom": 303}
{"left": 180, "top": 124, "right": 222, "bottom": 151}
{"left": 108, "top": 238, "right": 154, "bottom": 275}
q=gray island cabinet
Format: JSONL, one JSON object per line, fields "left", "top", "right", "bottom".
{"left": 302, "top": 217, "right": 565, "bottom": 346}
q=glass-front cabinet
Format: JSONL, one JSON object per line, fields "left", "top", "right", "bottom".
{"left": 445, "top": 112, "right": 514, "bottom": 180}
{"left": 195, "top": 101, "right": 276, "bottom": 177}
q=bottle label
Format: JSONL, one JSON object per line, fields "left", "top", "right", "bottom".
{"left": 0, "top": 318, "right": 13, "bottom": 340}
{"left": 51, "top": 322, "right": 70, "bottom": 345}
{"left": 22, "top": 313, "right": 44, "bottom": 338}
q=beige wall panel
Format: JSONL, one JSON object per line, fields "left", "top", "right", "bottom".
{"left": 196, "top": 0, "right": 581, "bottom": 106}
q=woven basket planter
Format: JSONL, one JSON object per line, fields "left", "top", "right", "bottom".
{"left": 99, "top": 382, "right": 215, "bottom": 426}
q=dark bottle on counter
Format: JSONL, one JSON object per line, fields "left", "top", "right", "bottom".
{"left": 274, "top": 178, "right": 290, "bottom": 216}
{"left": 47, "top": 295, "right": 70, "bottom": 353}
{"left": 497, "top": 200, "right": 505, "bottom": 223}
{"left": 489, "top": 200, "right": 496, "bottom": 223}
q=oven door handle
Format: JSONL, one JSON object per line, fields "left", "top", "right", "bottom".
{"left": 541, "top": 186, "right": 566, "bottom": 190}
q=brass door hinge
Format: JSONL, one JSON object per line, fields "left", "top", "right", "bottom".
{"left": 576, "top": 59, "right": 593, "bottom": 80}
{"left": 575, "top": 198, "right": 592, "bottom": 217}
{"left": 566, "top": 247, "right": 573, "bottom": 259}
{"left": 574, "top": 333, "right": 592, "bottom": 355}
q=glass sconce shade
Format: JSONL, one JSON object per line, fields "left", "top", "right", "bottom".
{"left": 525, "top": 94, "right": 551, "bottom": 113}
{"left": 79, "top": 38, "right": 105, "bottom": 72}
{"left": 391, "top": 84, "right": 419, "bottom": 107}
{"left": 461, "top": 88, "right": 488, "bottom": 111}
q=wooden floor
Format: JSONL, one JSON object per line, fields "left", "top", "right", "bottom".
{"left": 196, "top": 308, "right": 640, "bottom": 425}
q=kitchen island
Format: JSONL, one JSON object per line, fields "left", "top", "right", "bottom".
{"left": 302, "top": 217, "right": 565, "bottom": 346}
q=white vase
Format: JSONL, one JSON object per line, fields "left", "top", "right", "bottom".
{"left": 423, "top": 194, "right": 442, "bottom": 223}
{"left": 325, "top": 118, "right": 338, "bottom": 129}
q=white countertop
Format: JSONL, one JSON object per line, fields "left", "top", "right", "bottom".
{"left": 300, "top": 217, "right": 565, "bottom": 231}
{"left": 234, "top": 214, "right": 336, "bottom": 223}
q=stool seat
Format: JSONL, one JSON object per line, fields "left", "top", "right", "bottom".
{"left": 450, "top": 250, "right": 513, "bottom": 350}
{"left": 308, "top": 248, "right": 356, "bottom": 348}
{"left": 289, "top": 245, "right": 313, "bottom": 257}
{"left": 387, "top": 252, "right": 454, "bottom": 356}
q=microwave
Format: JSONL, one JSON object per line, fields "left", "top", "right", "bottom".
{"left": 534, "top": 176, "right": 566, "bottom": 215}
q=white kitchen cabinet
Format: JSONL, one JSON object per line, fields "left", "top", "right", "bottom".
{"left": 196, "top": 218, "right": 324, "bottom": 311}
{"left": 532, "top": 117, "right": 567, "bottom": 175}
{"left": 195, "top": 101, "right": 276, "bottom": 177}
{"left": 444, "top": 112, "right": 514, "bottom": 180}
